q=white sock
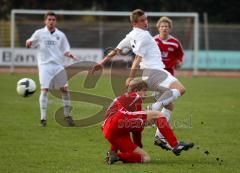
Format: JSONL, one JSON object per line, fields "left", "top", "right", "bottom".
{"left": 151, "top": 102, "right": 162, "bottom": 111}
{"left": 161, "top": 107, "right": 172, "bottom": 121}
{"left": 151, "top": 89, "right": 181, "bottom": 110}
{"left": 39, "top": 91, "right": 48, "bottom": 120}
{"left": 155, "top": 108, "right": 172, "bottom": 138}
{"left": 161, "top": 89, "right": 181, "bottom": 106}
{"left": 171, "top": 89, "right": 181, "bottom": 101}
{"left": 62, "top": 91, "right": 71, "bottom": 117}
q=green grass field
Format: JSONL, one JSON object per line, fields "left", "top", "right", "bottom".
{"left": 0, "top": 73, "right": 240, "bottom": 173}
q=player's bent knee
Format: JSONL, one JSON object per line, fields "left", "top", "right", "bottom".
{"left": 169, "top": 81, "right": 186, "bottom": 95}
{"left": 176, "top": 83, "right": 186, "bottom": 95}
{"left": 179, "top": 86, "right": 186, "bottom": 95}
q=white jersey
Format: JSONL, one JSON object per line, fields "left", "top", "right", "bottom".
{"left": 28, "top": 26, "right": 70, "bottom": 66}
{"left": 117, "top": 27, "right": 165, "bottom": 70}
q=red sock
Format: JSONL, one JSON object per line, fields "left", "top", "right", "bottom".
{"left": 117, "top": 152, "right": 142, "bottom": 163}
{"left": 156, "top": 117, "right": 178, "bottom": 147}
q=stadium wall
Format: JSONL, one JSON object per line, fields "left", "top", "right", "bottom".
{"left": 0, "top": 48, "right": 240, "bottom": 70}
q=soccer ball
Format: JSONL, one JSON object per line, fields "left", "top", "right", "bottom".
{"left": 16, "top": 78, "right": 37, "bottom": 97}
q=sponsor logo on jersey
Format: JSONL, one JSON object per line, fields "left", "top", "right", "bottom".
{"left": 44, "top": 40, "right": 57, "bottom": 46}
{"left": 54, "top": 34, "right": 60, "bottom": 40}
{"left": 161, "top": 52, "right": 168, "bottom": 58}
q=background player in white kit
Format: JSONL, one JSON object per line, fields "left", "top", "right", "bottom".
{"left": 90, "top": 9, "right": 186, "bottom": 150}
{"left": 26, "top": 12, "right": 77, "bottom": 127}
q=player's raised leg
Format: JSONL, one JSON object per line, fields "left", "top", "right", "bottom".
{"left": 143, "top": 69, "right": 184, "bottom": 111}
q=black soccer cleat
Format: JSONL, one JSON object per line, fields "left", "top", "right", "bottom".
{"left": 172, "top": 141, "right": 194, "bottom": 156}
{"left": 40, "top": 119, "right": 47, "bottom": 127}
{"left": 154, "top": 136, "right": 172, "bottom": 151}
{"left": 64, "top": 116, "right": 75, "bottom": 126}
{"left": 106, "top": 151, "right": 120, "bottom": 165}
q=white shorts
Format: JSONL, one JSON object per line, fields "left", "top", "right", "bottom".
{"left": 142, "top": 68, "right": 177, "bottom": 91}
{"left": 159, "top": 69, "right": 178, "bottom": 88}
{"left": 38, "top": 63, "right": 68, "bottom": 89}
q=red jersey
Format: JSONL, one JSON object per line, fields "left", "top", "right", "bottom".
{"left": 104, "top": 92, "right": 143, "bottom": 120}
{"left": 154, "top": 35, "right": 184, "bottom": 75}
{"left": 103, "top": 92, "right": 146, "bottom": 150}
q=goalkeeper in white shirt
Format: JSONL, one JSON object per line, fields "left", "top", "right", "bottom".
{"left": 90, "top": 9, "right": 188, "bottom": 150}
{"left": 26, "top": 11, "right": 77, "bottom": 127}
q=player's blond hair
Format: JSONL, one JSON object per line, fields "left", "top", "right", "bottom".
{"left": 156, "top": 16, "right": 173, "bottom": 29}
{"left": 130, "top": 9, "right": 145, "bottom": 23}
{"left": 128, "top": 78, "right": 148, "bottom": 92}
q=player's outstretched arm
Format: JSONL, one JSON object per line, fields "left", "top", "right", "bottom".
{"left": 89, "top": 48, "right": 119, "bottom": 74}
{"left": 125, "top": 55, "right": 142, "bottom": 87}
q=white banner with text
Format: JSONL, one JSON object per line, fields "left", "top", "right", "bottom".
{"left": 0, "top": 48, "right": 103, "bottom": 66}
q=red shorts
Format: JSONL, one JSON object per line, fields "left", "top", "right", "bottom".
{"left": 109, "top": 133, "right": 137, "bottom": 152}
{"left": 103, "top": 110, "right": 147, "bottom": 152}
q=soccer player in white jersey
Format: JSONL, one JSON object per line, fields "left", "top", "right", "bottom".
{"left": 26, "top": 12, "right": 77, "bottom": 127}
{"left": 90, "top": 9, "right": 186, "bottom": 149}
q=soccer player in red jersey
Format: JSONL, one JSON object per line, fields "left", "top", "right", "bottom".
{"left": 154, "top": 16, "right": 184, "bottom": 76}
{"left": 153, "top": 17, "right": 185, "bottom": 150}
{"left": 103, "top": 79, "right": 194, "bottom": 165}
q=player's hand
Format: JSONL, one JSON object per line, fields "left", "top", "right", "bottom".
{"left": 71, "top": 55, "right": 79, "bottom": 61}
{"left": 125, "top": 77, "right": 133, "bottom": 87}
{"left": 175, "top": 60, "right": 182, "bottom": 69}
{"left": 25, "top": 40, "right": 32, "bottom": 48}
{"left": 89, "top": 64, "right": 103, "bottom": 74}
{"left": 67, "top": 52, "right": 79, "bottom": 61}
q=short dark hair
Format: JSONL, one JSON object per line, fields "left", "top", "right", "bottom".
{"left": 130, "top": 9, "right": 145, "bottom": 23}
{"left": 44, "top": 11, "right": 56, "bottom": 20}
